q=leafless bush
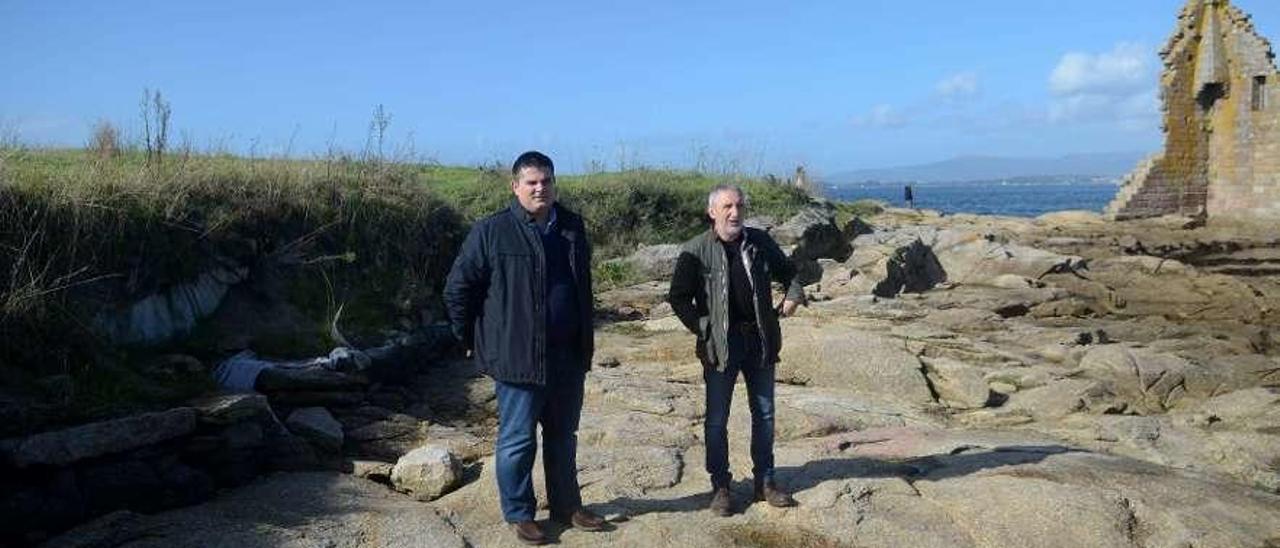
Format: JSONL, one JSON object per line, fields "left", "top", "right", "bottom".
{"left": 140, "top": 88, "right": 172, "bottom": 165}
{"left": 366, "top": 103, "right": 391, "bottom": 164}
{"left": 87, "top": 119, "right": 122, "bottom": 160}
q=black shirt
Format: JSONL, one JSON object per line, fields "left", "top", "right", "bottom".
{"left": 721, "top": 238, "right": 757, "bottom": 324}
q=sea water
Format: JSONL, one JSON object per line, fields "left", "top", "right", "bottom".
{"left": 827, "top": 180, "right": 1120, "bottom": 217}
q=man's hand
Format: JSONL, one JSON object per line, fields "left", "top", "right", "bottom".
{"left": 779, "top": 299, "right": 799, "bottom": 317}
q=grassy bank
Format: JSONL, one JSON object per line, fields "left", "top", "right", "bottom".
{"left": 0, "top": 148, "right": 468, "bottom": 432}
{"left": 0, "top": 146, "right": 874, "bottom": 433}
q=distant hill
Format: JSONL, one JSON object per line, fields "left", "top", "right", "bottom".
{"left": 828, "top": 152, "right": 1149, "bottom": 184}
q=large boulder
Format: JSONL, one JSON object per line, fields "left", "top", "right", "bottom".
{"left": 931, "top": 232, "right": 1084, "bottom": 285}
{"left": 873, "top": 239, "right": 947, "bottom": 297}
{"left": 610, "top": 244, "right": 682, "bottom": 281}
{"left": 778, "top": 320, "right": 936, "bottom": 407}
{"left": 772, "top": 208, "right": 853, "bottom": 263}
{"left": 849, "top": 227, "right": 1083, "bottom": 296}
{"left": 390, "top": 445, "right": 463, "bottom": 501}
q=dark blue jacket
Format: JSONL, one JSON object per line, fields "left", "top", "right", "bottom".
{"left": 443, "top": 200, "right": 594, "bottom": 385}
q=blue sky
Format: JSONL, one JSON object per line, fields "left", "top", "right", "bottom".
{"left": 3, "top": 0, "right": 1278, "bottom": 175}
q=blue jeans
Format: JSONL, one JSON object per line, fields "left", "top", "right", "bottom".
{"left": 703, "top": 327, "right": 775, "bottom": 489}
{"left": 493, "top": 346, "right": 585, "bottom": 523}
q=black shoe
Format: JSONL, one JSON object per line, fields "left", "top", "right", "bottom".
{"left": 551, "top": 508, "right": 607, "bottom": 531}
{"left": 754, "top": 480, "right": 798, "bottom": 508}
{"left": 709, "top": 487, "right": 734, "bottom": 516}
{"left": 511, "top": 521, "right": 549, "bottom": 545}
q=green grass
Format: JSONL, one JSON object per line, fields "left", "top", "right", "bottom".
{"left": 592, "top": 259, "right": 646, "bottom": 293}
{"left": 422, "top": 165, "right": 817, "bottom": 259}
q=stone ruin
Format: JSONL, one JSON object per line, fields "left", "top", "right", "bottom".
{"left": 1107, "top": 0, "right": 1280, "bottom": 221}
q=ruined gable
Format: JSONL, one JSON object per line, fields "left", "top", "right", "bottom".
{"left": 1107, "top": 0, "right": 1280, "bottom": 221}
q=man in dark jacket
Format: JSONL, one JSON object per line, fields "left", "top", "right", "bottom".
{"left": 443, "top": 151, "right": 604, "bottom": 545}
{"left": 668, "top": 184, "right": 804, "bottom": 516}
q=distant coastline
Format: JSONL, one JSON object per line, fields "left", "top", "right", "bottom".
{"left": 827, "top": 151, "right": 1146, "bottom": 185}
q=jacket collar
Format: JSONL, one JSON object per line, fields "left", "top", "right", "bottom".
{"left": 509, "top": 199, "right": 558, "bottom": 224}
{"left": 705, "top": 226, "right": 754, "bottom": 248}
{"left": 510, "top": 199, "right": 577, "bottom": 237}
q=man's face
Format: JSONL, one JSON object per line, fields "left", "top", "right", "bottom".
{"left": 708, "top": 189, "right": 746, "bottom": 241}
{"left": 511, "top": 166, "right": 556, "bottom": 217}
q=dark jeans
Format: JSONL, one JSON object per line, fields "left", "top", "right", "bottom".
{"left": 703, "top": 327, "right": 776, "bottom": 489}
{"left": 493, "top": 345, "right": 585, "bottom": 522}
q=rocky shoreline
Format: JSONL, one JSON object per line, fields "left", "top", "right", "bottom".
{"left": 10, "top": 205, "right": 1280, "bottom": 547}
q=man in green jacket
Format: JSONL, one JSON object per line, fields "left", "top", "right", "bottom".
{"left": 668, "top": 184, "right": 805, "bottom": 516}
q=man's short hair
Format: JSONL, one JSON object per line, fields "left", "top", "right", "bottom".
{"left": 707, "top": 184, "right": 747, "bottom": 210}
{"left": 512, "top": 151, "right": 555, "bottom": 176}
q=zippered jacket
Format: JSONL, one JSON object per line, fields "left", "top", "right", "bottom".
{"left": 444, "top": 200, "right": 594, "bottom": 385}
{"left": 668, "top": 227, "right": 803, "bottom": 371}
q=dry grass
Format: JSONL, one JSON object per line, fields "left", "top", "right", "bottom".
{"left": 719, "top": 523, "right": 856, "bottom": 548}
{"left": 0, "top": 148, "right": 466, "bottom": 424}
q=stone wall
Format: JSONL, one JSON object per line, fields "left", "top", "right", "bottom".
{"left": 0, "top": 394, "right": 321, "bottom": 546}
{"left": 1108, "top": 0, "right": 1280, "bottom": 221}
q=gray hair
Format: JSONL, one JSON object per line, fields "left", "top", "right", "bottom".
{"left": 707, "top": 184, "right": 748, "bottom": 209}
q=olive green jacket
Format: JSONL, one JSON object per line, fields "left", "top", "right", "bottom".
{"left": 668, "top": 227, "right": 804, "bottom": 371}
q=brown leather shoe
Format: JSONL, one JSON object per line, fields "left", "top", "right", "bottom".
{"left": 552, "top": 508, "right": 607, "bottom": 531}
{"left": 709, "top": 487, "right": 734, "bottom": 516}
{"left": 754, "top": 481, "right": 798, "bottom": 508}
{"left": 511, "top": 521, "right": 549, "bottom": 545}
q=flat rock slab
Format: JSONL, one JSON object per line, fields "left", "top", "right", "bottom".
{"left": 43, "top": 473, "right": 467, "bottom": 548}
{"left": 4, "top": 408, "right": 197, "bottom": 467}
{"left": 189, "top": 393, "right": 271, "bottom": 425}
{"left": 285, "top": 407, "right": 343, "bottom": 452}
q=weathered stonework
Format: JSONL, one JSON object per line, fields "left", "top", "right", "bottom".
{"left": 1107, "top": 0, "right": 1280, "bottom": 221}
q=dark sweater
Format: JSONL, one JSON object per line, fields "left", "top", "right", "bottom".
{"left": 542, "top": 226, "right": 580, "bottom": 346}
{"left": 721, "top": 238, "right": 757, "bottom": 324}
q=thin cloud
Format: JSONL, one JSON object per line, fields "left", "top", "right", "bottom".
{"left": 850, "top": 104, "right": 908, "bottom": 129}
{"left": 936, "top": 71, "right": 980, "bottom": 100}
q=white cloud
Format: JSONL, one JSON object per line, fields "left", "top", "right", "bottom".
{"left": 851, "top": 104, "right": 907, "bottom": 129}
{"left": 1050, "top": 42, "right": 1151, "bottom": 95}
{"left": 1048, "top": 42, "right": 1158, "bottom": 128}
{"left": 936, "top": 71, "right": 980, "bottom": 99}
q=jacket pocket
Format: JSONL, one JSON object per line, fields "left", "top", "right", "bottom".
{"left": 696, "top": 315, "right": 713, "bottom": 368}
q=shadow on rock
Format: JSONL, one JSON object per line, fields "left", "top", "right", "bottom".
{"left": 873, "top": 239, "right": 947, "bottom": 298}
{"left": 598, "top": 445, "right": 1070, "bottom": 518}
